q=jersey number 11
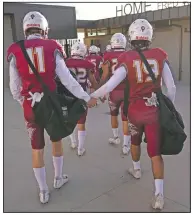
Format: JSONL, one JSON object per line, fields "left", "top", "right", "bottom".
{"left": 27, "top": 47, "right": 46, "bottom": 74}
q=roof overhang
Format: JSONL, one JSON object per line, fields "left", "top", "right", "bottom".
{"left": 77, "top": 5, "right": 190, "bottom": 29}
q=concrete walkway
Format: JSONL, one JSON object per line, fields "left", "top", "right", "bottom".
{"left": 4, "top": 84, "right": 190, "bottom": 212}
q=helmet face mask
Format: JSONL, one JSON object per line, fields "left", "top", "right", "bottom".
{"left": 110, "top": 33, "right": 127, "bottom": 49}
{"left": 130, "top": 40, "right": 151, "bottom": 50}
{"left": 23, "top": 11, "right": 49, "bottom": 38}
{"left": 25, "top": 28, "right": 47, "bottom": 38}
{"left": 71, "top": 42, "right": 87, "bottom": 58}
{"left": 128, "top": 19, "right": 153, "bottom": 50}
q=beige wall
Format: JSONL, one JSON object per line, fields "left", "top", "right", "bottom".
{"left": 84, "top": 19, "right": 190, "bottom": 84}
{"left": 152, "top": 19, "right": 190, "bottom": 84}
{"left": 152, "top": 26, "right": 180, "bottom": 81}
{"left": 4, "top": 15, "right": 13, "bottom": 88}
{"left": 84, "top": 34, "right": 112, "bottom": 50}
{"left": 174, "top": 19, "right": 190, "bottom": 84}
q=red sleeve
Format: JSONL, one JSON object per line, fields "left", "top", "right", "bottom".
{"left": 115, "top": 52, "right": 127, "bottom": 70}
{"left": 155, "top": 48, "right": 169, "bottom": 69}
{"left": 52, "top": 40, "right": 67, "bottom": 58}
{"left": 65, "top": 59, "right": 70, "bottom": 68}
{"left": 157, "top": 47, "right": 168, "bottom": 60}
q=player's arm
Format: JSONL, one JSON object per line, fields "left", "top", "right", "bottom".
{"left": 99, "top": 62, "right": 110, "bottom": 87}
{"left": 99, "top": 68, "right": 103, "bottom": 78}
{"left": 55, "top": 53, "right": 91, "bottom": 102}
{"left": 91, "top": 66, "right": 127, "bottom": 98}
{"left": 9, "top": 56, "right": 24, "bottom": 105}
{"left": 88, "top": 70, "right": 99, "bottom": 90}
{"left": 165, "top": 60, "right": 177, "bottom": 83}
{"left": 162, "top": 61, "right": 176, "bottom": 103}
{"left": 98, "top": 60, "right": 104, "bottom": 78}
{"left": 55, "top": 40, "right": 67, "bottom": 59}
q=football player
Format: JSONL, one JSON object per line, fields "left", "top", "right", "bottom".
{"left": 105, "top": 44, "right": 112, "bottom": 53}
{"left": 86, "top": 45, "right": 104, "bottom": 83}
{"left": 102, "top": 45, "right": 111, "bottom": 57}
{"left": 99, "top": 33, "right": 131, "bottom": 155}
{"left": 7, "top": 11, "right": 96, "bottom": 204}
{"left": 97, "top": 47, "right": 103, "bottom": 57}
{"left": 91, "top": 19, "right": 176, "bottom": 210}
{"left": 66, "top": 42, "right": 98, "bottom": 156}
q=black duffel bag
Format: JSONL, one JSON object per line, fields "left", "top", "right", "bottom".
{"left": 17, "top": 40, "right": 87, "bottom": 142}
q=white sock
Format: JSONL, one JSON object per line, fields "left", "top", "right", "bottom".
{"left": 155, "top": 179, "right": 164, "bottom": 196}
{"left": 132, "top": 161, "right": 141, "bottom": 170}
{"left": 53, "top": 156, "right": 63, "bottom": 178}
{"left": 70, "top": 129, "right": 77, "bottom": 144}
{"left": 123, "top": 135, "right": 131, "bottom": 147}
{"left": 33, "top": 167, "right": 48, "bottom": 191}
{"left": 78, "top": 130, "right": 86, "bottom": 150}
{"left": 112, "top": 128, "right": 119, "bottom": 138}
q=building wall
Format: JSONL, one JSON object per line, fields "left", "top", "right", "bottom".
{"left": 84, "top": 18, "right": 190, "bottom": 84}
{"left": 152, "top": 26, "right": 180, "bottom": 81}
{"left": 173, "top": 19, "right": 190, "bottom": 84}
{"left": 152, "top": 19, "right": 190, "bottom": 84}
{"left": 4, "top": 2, "right": 77, "bottom": 40}
{"left": 182, "top": 29, "right": 190, "bottom": 84}
{"left": 4, "top": 15, "right": 13, "bottom": 88}
{"left": 84, "top": 35, "right": 112, "bottom": 50}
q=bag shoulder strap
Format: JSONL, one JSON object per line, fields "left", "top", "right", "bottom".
{"left": 17, "top": 40, "right": 48, "bottom": 92}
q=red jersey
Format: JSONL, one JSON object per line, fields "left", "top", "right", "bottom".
{"left": 116, "top": 48, "right": 167, "bottom": 100}
{"left": 103, "top": 51, "right": 108, "bottom": 56}
{"left": 103, "top": 50, "right": 125, "bottom": 90}
{"left": 99, "top": 52, "right": 103, "bottom": 57}
{"left": 65, "top": 58, "right": 95, "bottom": 91}
{"left": 86, "top": 54, "right": 103, "bottom": 81}
{"left": 7, "top": 39, "right": 65, "bottom": 97}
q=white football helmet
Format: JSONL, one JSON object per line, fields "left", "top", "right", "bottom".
{"left": 128, "top": 19, "right": 153, "bottom": 42}
{"left": 106, "top": 45, "right": 111, "bottom": 51}
{"left": 110, "top": 33, "right": 127, "bottom": 49}
{"left": 71, "top": 42, "right": 87, "bottom": 58}
{"left": 23, "top": 11, "right": 49, "bottom": 37}
{"left": 89, "top": 45, "right": 98, "bottom": 54}
{"left": 97, "top": 47, "right": 100, "bottom": 53}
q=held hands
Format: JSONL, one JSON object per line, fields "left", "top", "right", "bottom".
{"left": 87, "top": 97, "right": 97, "bottom": 108}
{"left": 99, "top": 95, "right": 106, "bottom": 103}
